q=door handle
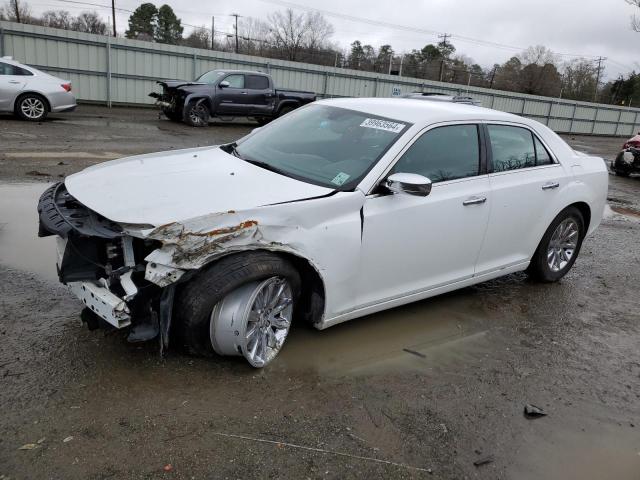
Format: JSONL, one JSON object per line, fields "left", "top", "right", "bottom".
{"left": 8, "top": 80, "right": 21, "bottom": 84}
{"left": 541, "top": 182, "right": 560, "bottom": 190}
{"left": 240, "top": 91, "right": 248, "bottom": 95}
{"left": 463, "top": 196, "right": 487, "bottom": 206}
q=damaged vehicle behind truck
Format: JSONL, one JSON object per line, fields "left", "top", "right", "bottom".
{"left": 38, "top": 98, "right": 608, "bottom": 367}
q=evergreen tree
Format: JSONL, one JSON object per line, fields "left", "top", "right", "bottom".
{"left": 155, "top": 4, "right": 183, "bottom": 44}
{"left": 125, "top": 3, "right": 158, "bottom": 40}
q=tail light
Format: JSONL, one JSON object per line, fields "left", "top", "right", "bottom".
{"left": 61, "top": 83, "right": 72, "bottom": 92}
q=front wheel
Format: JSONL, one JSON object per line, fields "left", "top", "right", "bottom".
{"left": 277, "top": 104, "right": 296, "bottom": 117}
{"left": 527, "top": 206, "right": 585, "bottom": 282}
{"left": 174, "top": 252, "right": 301, "bottom": 367}
{"left": 184, "top": 100, "right": 210, "bottom": 127}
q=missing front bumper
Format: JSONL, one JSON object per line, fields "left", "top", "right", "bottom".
{"left": 68, "top": 281, "right": 131, "bottom": 329}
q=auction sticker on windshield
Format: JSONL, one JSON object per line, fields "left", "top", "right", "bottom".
{"left": 331, "top": 172, "right": 351, "bottom": 186}
{"left": 360, "top": 118, "right": 406, "bottom": 133}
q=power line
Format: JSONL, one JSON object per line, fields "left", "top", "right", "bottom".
{"left": 256, "top": 0, "right": 605, "bottom": 60}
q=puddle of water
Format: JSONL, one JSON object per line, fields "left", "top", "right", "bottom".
{"left": 0, "top": 182, "right": 57, "bottom": 282}
{"left": 611, "top": 205, "right": 640, "bottom": 218}
{"left": 510, "top": 421, "right": 640, "bottom": 480}
{"left": 277, "top": 291, "right": 491, "bottom": 375}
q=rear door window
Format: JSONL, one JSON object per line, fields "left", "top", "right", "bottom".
{"left": 246, "top": 75, "right": 269, "bottom": 90}
{"left": 0, "top": 62, "right": 32, "bottom": 76}
{"left": 487, "top": 125, "right": 554, "bottom": 171}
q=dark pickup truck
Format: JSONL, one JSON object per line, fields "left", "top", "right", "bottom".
{"left": 149, "top": 69, "right": 316, "bottom": 127}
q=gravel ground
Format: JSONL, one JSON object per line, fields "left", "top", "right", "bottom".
{"left": 0, "top": 106, "right": 639, "bottom": 479}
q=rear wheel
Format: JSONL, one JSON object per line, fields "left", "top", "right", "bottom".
{"left": 15, "top": 94, "right": 48, "bottom": 121}
{"left": 277, "top": 104, "right": 296, "bottom": 117}
{"left": 174, "top": 252, "right": 301, "bottom": 367}
{"left": 527, "top": 206, "right": 585, "bottom": 282}
{"left": 184, "top": 100, "right": 210, "bottom": 127}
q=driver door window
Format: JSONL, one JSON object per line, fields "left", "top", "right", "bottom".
{"left": 223, "top": 74, "right": 245, "bottom": 89}
{"left": 391, "top": 124, "right": 480, "bottom": 182}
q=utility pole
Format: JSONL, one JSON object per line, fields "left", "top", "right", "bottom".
{"left": 211, "top": 16, "right": 215, "bottom": 49}
{"left": 593, "top": 56, "right": 606, "bottom": 102}
{"left": 14, "top": 0, "right": 21, "bottom": 23}
{"left": 437, "top": 33, "right": 451, "bottom": 82}
{"left": 231, "top": 13, "right": 240, "bottom": 54}
{"left": 489, "top": 65, "right": 497, "bottom": 89}
{"left": 111, "top": 0, "right": 116, "bottom": 36}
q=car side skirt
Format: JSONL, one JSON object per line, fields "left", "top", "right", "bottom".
{"left": 318, "top": 261, "right": 530, "bottom": 330}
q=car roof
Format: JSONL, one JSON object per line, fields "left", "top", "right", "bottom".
{"left": 212, "top": 69, "right": 268, "bottom": 76}
{"left": 317, "top": 97, "right": 528, "bottom": 127}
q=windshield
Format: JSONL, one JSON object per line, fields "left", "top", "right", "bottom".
{"left": 234, "top": 105, "right": 410, "bottom": 189}
{"left": 196, "top": 70, "right": 225, "bottom": 83}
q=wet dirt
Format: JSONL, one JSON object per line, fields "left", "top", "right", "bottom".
{"left": 1, "top": 109, "right": 640, "bottom": 479}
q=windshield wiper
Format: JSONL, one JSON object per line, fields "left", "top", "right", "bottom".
{"left": 242, "top": 158, "right": 292, "bottom": 177}
{"left": 221, "top": 143, "right": 292, "bottom": 178}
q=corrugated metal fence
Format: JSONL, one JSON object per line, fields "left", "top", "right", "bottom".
{"left": 2, "top": 21, "right": 639, "bottom": 136}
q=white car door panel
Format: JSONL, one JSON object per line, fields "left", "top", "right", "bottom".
{"left": 355, "top": 123, "right": 491, "bottom": 309}
{"left": 357, "top": 176, "right": 491, "bottom": 307}
{"left": 475, "top": 123, "right": 566, "bottom": 275}
{"left": 475, "top": 165, "right": 563, "bottom": 275}
{"left": 0, "top": 76, "right": 26, "bottom": 110}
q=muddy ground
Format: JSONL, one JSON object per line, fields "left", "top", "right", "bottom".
{"left": 1, "top": 106, "right": 639, "bottom": 479}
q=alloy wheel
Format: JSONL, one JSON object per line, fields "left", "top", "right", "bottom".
{"left": 547, "top": 218, "right": 579, "bottom": 272}
{"left": 21, "top": 97, "right": 45, "bottom": 120}
{"left": 210, "top": 276, "right": 294, "bottom": 367}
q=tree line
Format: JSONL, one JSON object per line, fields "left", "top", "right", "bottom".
{"left": 2, "top": 0, "right": 639, "bottom": 106}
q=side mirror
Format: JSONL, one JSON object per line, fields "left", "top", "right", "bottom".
{"left": 386, "top": 172, "right": 432, "bottom": 197}
{"left": 219, "top": 80, "right": 230, "bottom": 88}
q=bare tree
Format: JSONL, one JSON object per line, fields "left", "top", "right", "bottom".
{"left": 303, "top": 11, "right": 334, "bottom": 51}
{"left": 237, "top": 17, "right": 271, "bottom": 55}
{"left": 41, "top": 10, "right": 73, "bottom": 29}
{"left": 268, "top": 9, "right": 310, "bottom": 61}
{"left": 627, "top": 0, "right": 640, "bottom": 31}
{"left": 2, "top": 0, "right": 33, "bottom": 23}
{"left": 519, "top": 45, "right": 558, "bottom": 66}
{"left": 73, "top": 11, "right": 107, "bottom": 34}
{"left": 183, "top": 26, "right": 211, "bottom": 49}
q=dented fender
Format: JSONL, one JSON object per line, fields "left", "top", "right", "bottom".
{"left": 138, "top": 191, "right": 366, "bottom": 326}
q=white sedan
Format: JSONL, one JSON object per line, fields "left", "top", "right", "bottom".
{"left": 38, "top": 98, "right": 608, "bottom": 367}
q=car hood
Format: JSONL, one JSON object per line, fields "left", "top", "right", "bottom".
{"left": 65, "top": 146, "right": 333, "bottom": 226}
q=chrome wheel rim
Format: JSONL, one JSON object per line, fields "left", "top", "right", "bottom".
{"left": 547, "top": 218, "right": 579, "bottom": 272}
{"left": 189, "top": 104, "right": 207, "bottom": 125}
{"left": 21, "top": 97, "right": 45, "bottom": 119}
{"left": 210, "top": 276, "right": 293, "bottom": 368}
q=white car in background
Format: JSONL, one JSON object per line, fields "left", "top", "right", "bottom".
{"left": 0, "top": 56, "right": 76, "bottom": 121}
{"left": 38, "top": 98, "right": 608, "bottom": 367}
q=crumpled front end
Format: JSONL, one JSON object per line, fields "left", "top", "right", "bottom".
{"left": 38, "top": 182, "right": 172, "bottom": 345}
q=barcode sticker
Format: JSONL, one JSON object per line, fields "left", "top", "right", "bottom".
{"left": 360, "top": 118, "right": 406, "bottom": 133}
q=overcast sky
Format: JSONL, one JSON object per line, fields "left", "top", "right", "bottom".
{"left": 26, "top": 0, "right": 640, "bottom": 80}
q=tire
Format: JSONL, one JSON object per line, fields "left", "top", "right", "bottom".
{"left": 614, "top": 169, "right": 631, "bottom": 177}
{"left": 162, "top": 107, "right": 182, "bottom": 122}
{"left": 277, "top": 104, "right": 296, "bottom": 118}
{"left": 15, "top": 94, "right": 48, "bottom": 122}
{"left": 184, "top": 100, "right": 210, "bottom": 127}
{"left": 527, "top": 206, "right": 585, "bottom": 283}
{"left": 256, "top": 117, "right": 272, "bottom": 126}
{"left": 174, "top": 251, "right": 301, "bottom": 366}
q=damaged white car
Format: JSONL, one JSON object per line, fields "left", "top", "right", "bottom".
{"left": 38, "top": 98, "right": 608, "bottom": 367}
